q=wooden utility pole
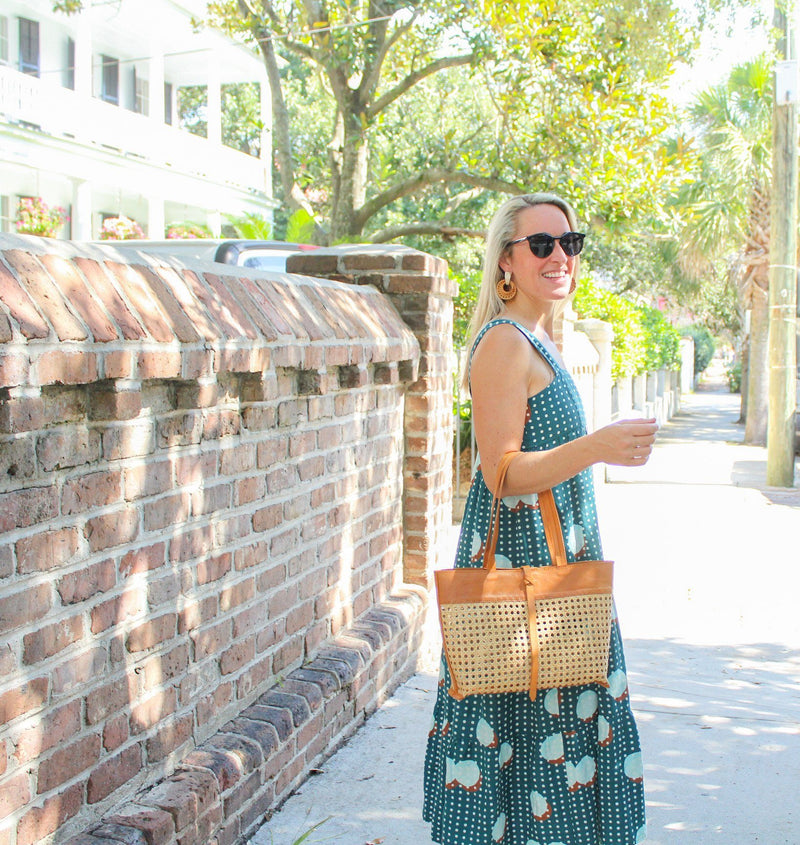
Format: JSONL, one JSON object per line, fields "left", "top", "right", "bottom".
{"left": 767, "top": 56, "right": 798, "bottom": 487}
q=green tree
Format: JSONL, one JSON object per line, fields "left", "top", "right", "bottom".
{"left": 177, "top": 82, "right": 263, "bottom": 156}
{"left": 200, "top": 0, "right": 717, "bottom": 245}
{"left": 672, "top": 54, "right": 773, "bottom": 441}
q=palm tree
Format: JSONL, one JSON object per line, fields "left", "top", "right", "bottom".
{"left": 676, "top": 55, "right": 773, "bottom": 443}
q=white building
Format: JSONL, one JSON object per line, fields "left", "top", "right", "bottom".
{"left": 0, "top": 0, "right": 274, "bottom": 240}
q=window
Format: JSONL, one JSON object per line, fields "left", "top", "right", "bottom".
{"left": 164, "top": 82, "right": 173, "bottom": 125}
{"left": 65, "top": 38, "right": 75, "bottom": 89}
{"left": 100, "top": 55, "right": 119, "bottom": 104}
{"left": 19, "top": 18, "right": 40, "bottom": 77}
{"left": 133, "top": 68, "right": 149, "bottom": 115}
{"left": 0, "top": 17, "right": 9, "bottom": 66}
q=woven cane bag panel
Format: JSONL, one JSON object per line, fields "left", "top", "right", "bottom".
{"left": 535, "top": 593, "right": 613, "bottom": 688}
{"left": 440, "top": 601, "right": 531, "bottom": 696}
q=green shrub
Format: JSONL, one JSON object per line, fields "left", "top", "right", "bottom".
{"left": 680, "top": 324, "right": 716, "bottom": 376}
{"left": 573, "top": 278, "right": 646, "bottom": 380}
{"left": 640, "top": 306, "right": 682, "bottom": 371}
{"left": 726, "top": 359, "right": 742, "bottom": 393}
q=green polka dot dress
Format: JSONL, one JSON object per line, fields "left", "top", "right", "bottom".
{"left": 424, "top": 319, "right": 646, "bottom": 845}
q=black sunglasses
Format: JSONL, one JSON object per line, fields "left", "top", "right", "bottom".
{"left": 507, "top": 231, "right": 586, "bottom": 258}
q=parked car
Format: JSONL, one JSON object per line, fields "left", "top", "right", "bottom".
{"left": 95, "top": 239, "right": 319, "bottom": 272}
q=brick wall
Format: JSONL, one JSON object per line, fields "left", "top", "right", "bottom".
{"left": 0, "top": 235, "right": 453, "bottom": 845}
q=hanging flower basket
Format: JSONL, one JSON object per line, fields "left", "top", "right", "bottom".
{"left": 15, "top": 197, "right": 69, "bottom": 238}
{"left": 166, "top": 222, "right": 211, "bottom": 239}
{"left": 100, "top": 215, "right": 145, "bottom": 240}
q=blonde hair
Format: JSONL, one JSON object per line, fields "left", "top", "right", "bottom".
{"left": 462, "top": 192, "right": 581, "bottom": 392}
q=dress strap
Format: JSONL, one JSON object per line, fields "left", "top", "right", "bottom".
{"left": 468, "top": 318, "right": 561, "bottom": 390}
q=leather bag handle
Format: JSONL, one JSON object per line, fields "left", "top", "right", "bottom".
{"left": 483, "top": 451, "right": 569, "bottom": 570}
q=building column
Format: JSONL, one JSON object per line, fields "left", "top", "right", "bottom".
{"left": 207, "top": 209, "right": 221, "bottom": 237}
{"left": 73, "top": 12, "right": 92, "bottom": 98}
{"left": 147, "top": 195, "right": 165, "bottom": 238}
{"left": 148, "top": 41, "right": 165, "bottom": 124}
{"left": 576, "top": 317, "right": 614, "bottom": 431}
{"left": 207, "top": 59, "right": 222, "bottom": 146}
{"left": 71, "top": 179, "right": 93, "bottom": 240}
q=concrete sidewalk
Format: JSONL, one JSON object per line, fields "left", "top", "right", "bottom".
{"left": 250, "top": 380, "right": 800, "bottom": 845}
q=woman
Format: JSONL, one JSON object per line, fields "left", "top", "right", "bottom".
{"left": 423, "top": 193, "right": 656, "bottom": 845}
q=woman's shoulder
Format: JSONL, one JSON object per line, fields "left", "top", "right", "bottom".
{"left": 471, "top": 320, "right": 532, "bottom": 365}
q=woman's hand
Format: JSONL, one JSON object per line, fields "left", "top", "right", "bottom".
{"left": 590, "top": 418, "right": 659, "bottom": 466}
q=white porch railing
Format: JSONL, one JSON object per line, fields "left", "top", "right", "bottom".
{"left": 0, "top": 65, "right": 268, "bottom": 193}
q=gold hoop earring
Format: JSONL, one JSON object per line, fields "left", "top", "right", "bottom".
{"left": 497, "top": 270, "right": 517, "bottom": 301}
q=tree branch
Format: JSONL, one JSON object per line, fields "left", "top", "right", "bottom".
{"left": 357, "top": 8, "right": 420, "bottom": 104}
{"left": 244, "top": 4, "right": 316, "bottom": 223}
{"left": 366, "top": 53, "right": 478, "bottom": 119}
{"left": 354, "top": 168, "right": 524, "bottom": 231}
{"left": 369, "top": 222, "right": 486, "bottom": 243}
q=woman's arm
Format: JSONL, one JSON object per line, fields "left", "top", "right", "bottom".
{"left": 470, "top": 324, "right": 658, "bottom": 496}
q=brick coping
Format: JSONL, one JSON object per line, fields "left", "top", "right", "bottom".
{"left": 62, "top": 587, "right": 427, "bottom": 845}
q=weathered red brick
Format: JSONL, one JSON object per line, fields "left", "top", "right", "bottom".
{"left": 119, "top": 542, "right": 167, "bottom": 578}
{"left": 0, "top": 394, "right": 42, "bottom": 435}
{"left": 129, "top": 688, "right": 177, "bottom": 735}
{"left": 23, "top": 614, "right": 84, "bottom": 664}
{"left": 40, "top": 253, "right": 119, "bottom": 341}
{"left": 145, "top": 712, "right": 194, "bottom": 763}
{"left": 103, "top": 349, "right": 135, "bottom": 380}
{"left": 102, "top": 419, "right": 155, "bottom": 461}
{"left": 90, "top": 584, "right": 147, "bottom": 635}
{"left": 138, "top": 349, "right": 182, "bottom": 380}
{"left": 195, "top": 552, "right": 231, "bottom": 586}
{"left": 85, "top": 506, "right": 139, "bottom": 552}
{"left": 141, "top": 643, "right": 190, "bottom": 692}
{"left": 0, "top": 769, "right": 31, "bottom": 817}
{"left": 143, "top": 491, "right": 191, "bottom": 532}
{"left": 219, "top": 636, "right": 256, "bottom": 676}
{"left": 16, "top": 527, "right": 80, "bottom": 574}
{"left": 37, "top": 425, "right": 101, "bottom": 472}
{"left": 190, "top": 618, "right": 231, "bottom": 660}
{"left": 58, "top": 558, "right": 116, "bottom": 604}
{"left": 103, "top": 713, "right": 130, "bottom": 753}
{"left": 105, "top": 261, "right": 176, "bottom": 343}
{"left": 169, "top": 524, "right": 215, "bottom": 563}
{"left": 36, "top": 733, "right": 101, "bottom": 793}
{"left": 104, "top": 801, "right": 174, "bottom": 842}
{"left": 133, "top": 265, "right": 203, "bottom": 343}
{"left": 0, "top": 584, "right": 52, "bottom": 636}
{"left": 85, "top": 675, "right": 133, "bottom": 725}
{"left": 0, "top": 258, "right": 50, "bottom": 338}
{"left": 3, "top": 249, "right": 87, "bottom": 340}
{"left": 61, "top": 469, "right": 123, "bottom": 515}
{"left": 0, "top": 486, "right": 58, "bottom": 533}
{"left": 51, "top": 646, "right": 106, "bottom": 696}
{"left": 37, "top": 349, "right": 98, "bottom": 385}
{"left": 127, "top": 613, "right": 177, "bottom": 653}
{"left": 0, "top": 350, "right": 30, "bottom": 390}
{"left": 16, "top": 782, "right": 83, "bottom": 845}
{"left": 89, "top": 385, "right": 143, "bottom": 421}
{"left": 73, "top": 257, "right": 147, "bottom": 340}
{"left": 123, "top": 460, "right": 172, "bottom": 500}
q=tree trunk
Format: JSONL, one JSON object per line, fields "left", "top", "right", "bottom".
{"left": 744, "top": 287, "right": 769, "bottom": 443}
{"left": 329, "top": 108, "right": 369, "bottom": 242}
{"left": 737, "top": 335, "right": 749, "bottom": 424}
